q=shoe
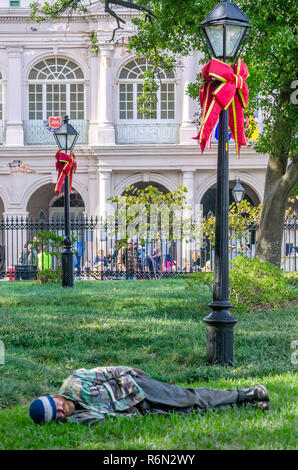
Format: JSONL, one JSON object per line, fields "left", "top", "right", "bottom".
{"left": 238, "top": 385, "right": 270, "bottom": 410}
{"left": 242, "top": 385, "right": 270, "bottom": 403}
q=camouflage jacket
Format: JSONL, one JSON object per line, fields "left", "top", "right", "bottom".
{"left": 58, "top": 366, "right": 145, "bottom": 425}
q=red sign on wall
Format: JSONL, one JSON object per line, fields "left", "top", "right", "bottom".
{"left": 48, "top": 116, "right": 62, "bottom": 129}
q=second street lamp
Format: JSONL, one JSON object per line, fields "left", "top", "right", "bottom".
{"left": 53, "top": 115, "right": 79, "bottom": 288}
{"left": 198, "top": 0, "right": 252, "bottom": 365}
{"left": 232, "top": 178, "right": 245, "bottom": 205}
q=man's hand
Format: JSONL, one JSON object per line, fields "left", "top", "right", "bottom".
{"left": 133, "top": 368, "right": 148, "bottom": 376}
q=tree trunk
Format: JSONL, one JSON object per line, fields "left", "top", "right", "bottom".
{"left": 255, "top": 88, "right": 298, "bottom": 266}
{"left": 255, "top": 162, "right": 291, "bottom": 267}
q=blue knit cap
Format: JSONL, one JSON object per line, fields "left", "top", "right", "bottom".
{"left": 29, "top": 396, "right": 57, "bottom": 424}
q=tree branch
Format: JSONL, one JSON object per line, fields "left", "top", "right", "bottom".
{"left": 108, "top": 0, "right": 154, "bottom": 17}
{"left": 105, "top": 1, "right": 126, "bottom": 24}
{"left": 104, "top": 1, "right": 154, "bottom": 41}
{"left": 104, "top": 1, "right": 125, "bottom": 41}
{"left": 30, "top": 0, "right": 154, "bottom": 25}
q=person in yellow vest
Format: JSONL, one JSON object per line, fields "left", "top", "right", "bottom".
{"left": 37, "top": 250, "right": 52, "bottom": 270}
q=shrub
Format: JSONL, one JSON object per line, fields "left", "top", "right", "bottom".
{"left": 283, "top": 272, "right": 298, "bottom": 288}
{"left": 186, "top": 256, "right": 298, "bottom": 312}
{"left": 229, "top": 256, "right": 297, "bottom": 311}
{"left": 185, "top": 271, "right": 213, "bottom": 295}
{"left": 36, "top": 268, "right": 62, "bottom": 284}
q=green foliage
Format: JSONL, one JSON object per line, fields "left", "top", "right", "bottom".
{"left": 36, "top": 267, "right": 62, "bottom": 284}
{"left": 30, "top": 231, "right": 65, "bottom": 260}
{"left": 229, "top": 256, "right": 297, "bottom": 312}
{"left": 108, "top": 184, "right": 192, "bottom": 243}
{"left": 185, "top": 270, "right": 213, "bottom": 295}
{"left": 186, "top": 256, "right": 297, "bottom": 312}
{"left": 136, "top": 68, "right": 159, "bottom": 117}
{"left": 30, "top": 0, "right": 90, "bottom": 22}
{"left": 283, "top": 271, "right": 298, "bottom": 288}
{"left": 201, "top": 200, "right": 262, "bottom": 246}
{"left": 286, "top": 196, "right": 298, "bottom": 220}
{"left": 29, "top": 231, "right": 77, "bottom": 284}
{"left": 30, "top": 231, "right": 77, "bottom": 260}
{"left": 89, "top": 31, "right": 99, "bottom": 55}
{"left": 291, "top": 184, "right": 298, "bottom": 197}
{"left": 201, "top": 197, "right": 296, "bottom": 248}
{"left": 110, "top": 183, "right": 188, "bottom": 208}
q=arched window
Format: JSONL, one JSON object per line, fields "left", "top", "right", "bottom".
{"left": 122, "top": 181, "right": 170, "bottom": 195}
{"left": 28, "top": 58, "right": 85, "bottom": 120}
{"left": 49, "top": 190, "right": 85, "bottom": 223}
{"left": 118, "top": 58, "right": 175, "bottom": 122}
{"left": 200, "top": 182, "right": 260, "bottom": 218}
{"left": 52, "top": 192, "right": 85, "bottom": 208}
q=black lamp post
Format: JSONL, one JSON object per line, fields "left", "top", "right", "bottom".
{"left": 198, "top": 0, "right": 252, "bottom": 64}
{"left": 53, "top": 115, "right": 79, "bottom": 288}
{"left": 198, "top": 0, "right": 252, "bottom": 365}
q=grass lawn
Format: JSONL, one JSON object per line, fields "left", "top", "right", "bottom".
{"left": 0, "top": 278, "right": 297, "bottom": 450}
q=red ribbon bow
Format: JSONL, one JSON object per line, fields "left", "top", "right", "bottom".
{"left": 55, "top": 150, "right": 77, "bottom": 196}
{"left": 193, "top": 59, "right": 249, "bottom": 157}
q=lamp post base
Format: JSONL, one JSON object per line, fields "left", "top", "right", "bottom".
{"left": 203, "top": 301, "right": 237, "bottom": 366}
{"left": 62, "top": 248, "right": 74, "bottom": 288}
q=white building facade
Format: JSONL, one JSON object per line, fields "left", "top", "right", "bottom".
{"left": 0, "top": 0, "right": 268, "bottom": 224}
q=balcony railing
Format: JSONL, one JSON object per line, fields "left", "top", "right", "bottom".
{"left": 24, "top": 120, "right": 89, "bottom": 145}
{"left": 115, "top": 123, "right": 180, "bottom": 144}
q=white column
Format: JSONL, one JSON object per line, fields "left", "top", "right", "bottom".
{"left": 98, "top": 45, "right": 115, "bottom": 145}
{"left": 182, "top": 170, "right": 196, "bottom": 271}
{"left": 182, "top": 170, "right": 195, "bottom": 216}
{"left": 88, "top": 50, "right": 100, "bottom": 145}
{"left": 99, "top": 170, "right": 113, "bottom": 218}
{"left": 6, "top": 48, "right": 24, "bottom": 146}
{"left": 180, "top": 52, "right": 198, "bottom": 145}
{"left": 88, "top": 171, "right": 99, "bottom": 217}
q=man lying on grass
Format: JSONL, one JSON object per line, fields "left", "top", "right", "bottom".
{"left": 29, "top": 366, "right": 270, "bottom": 425}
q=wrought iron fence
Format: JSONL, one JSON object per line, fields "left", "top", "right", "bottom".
{"left": 0, "top": 212, "right": 297, "bottom": 281}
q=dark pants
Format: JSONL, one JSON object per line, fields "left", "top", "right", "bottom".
{"left": 134, "top": 376, "right": 239, "bottom": 415}
{"left": 74, "top": 255, "right": 82, "bottom": 277}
